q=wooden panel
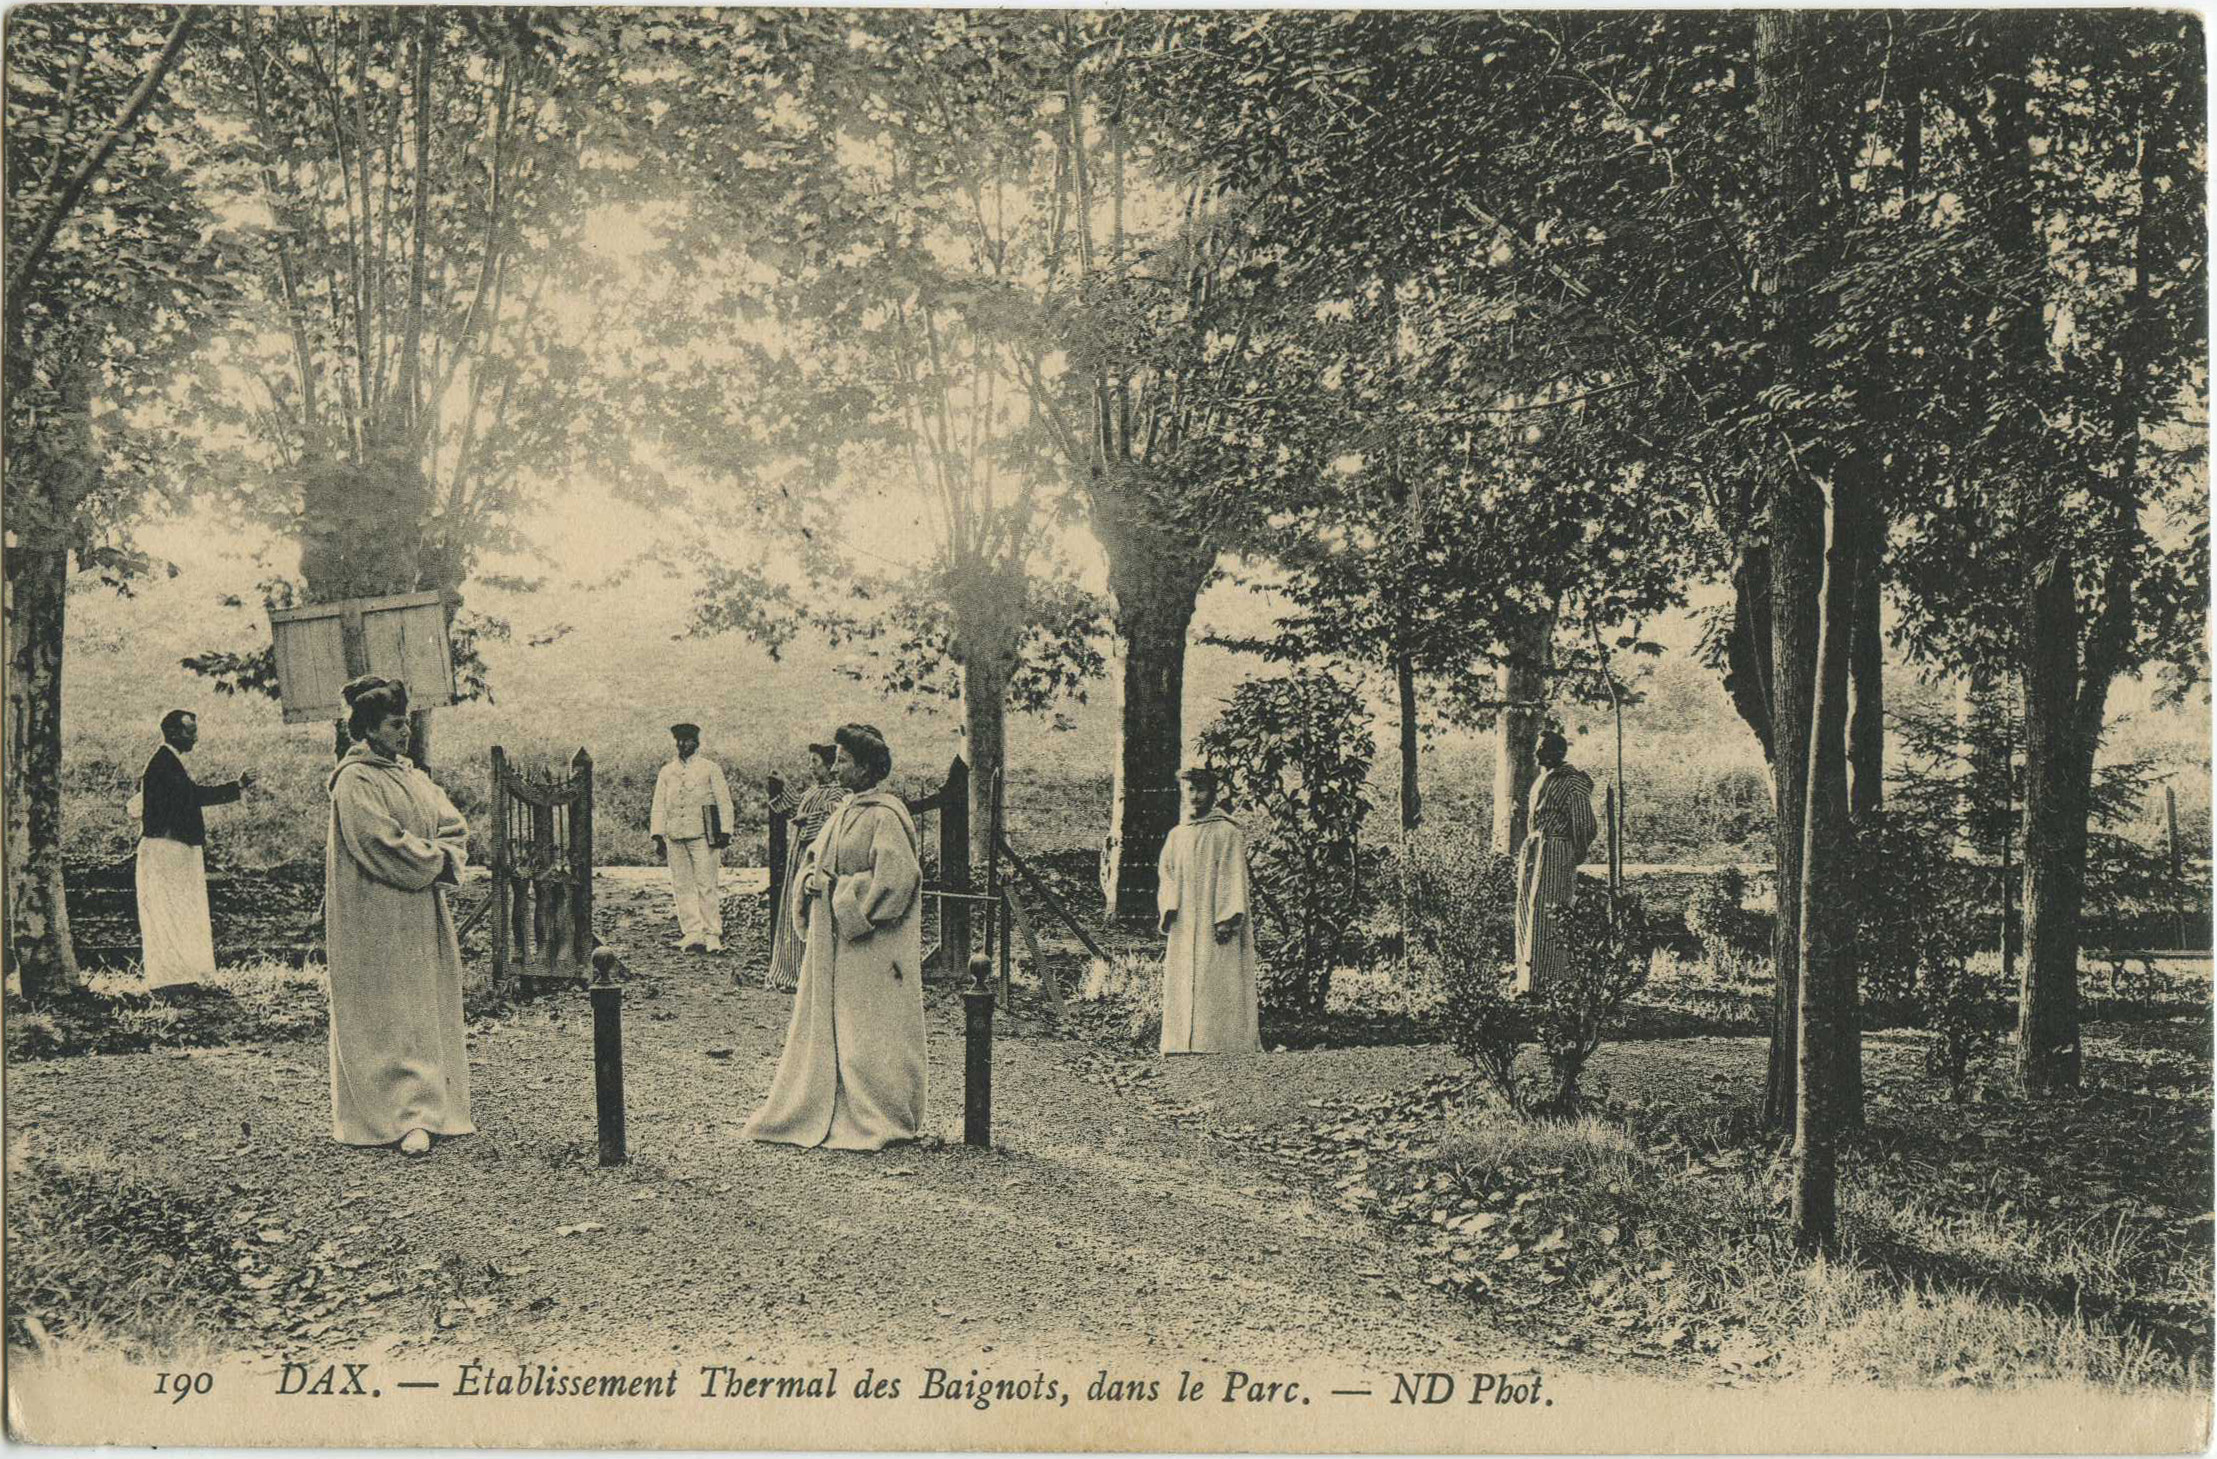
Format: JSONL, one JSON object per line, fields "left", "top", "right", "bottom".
{"left": 362, "top": 601, "right": 455, "bottom": 709}
{"left": 269, "top": 591, "right": 453, "bottom": 722}
{"left": 274, "top": 615, "right": 352, "bottom": 724}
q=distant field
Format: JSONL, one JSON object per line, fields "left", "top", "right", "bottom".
{"left": 58, "top": 521, "right": 2212, "bottom": 878}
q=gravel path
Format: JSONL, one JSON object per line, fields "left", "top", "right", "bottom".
{"left": 10, "top": 878, "right": 1532, "bottom": 1376}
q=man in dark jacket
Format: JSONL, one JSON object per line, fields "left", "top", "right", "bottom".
{"left": 135, "top": 710, "right": 255, "bottom": 988}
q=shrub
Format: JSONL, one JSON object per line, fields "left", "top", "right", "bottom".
{"left": 1411, "top": 824, "right": 1651, "bottom": 1117}
{"left": 1683, "top": 866, "right": 1766, "bottom": 965}
{"left": 1196, "top": 669, "right": 1375, "bottom": 1016}
{"left": 1849, "top": 809, "right": 1984, "bottom": 1017}
{"left": 1920, "top": 952, "right": 2007, "bottom": 1100}
{"left": 1406, "top": 827, "right": 1517, "bottom": 974}
{"left": 1407, "top": 828, "right": 1529, "bottom": 1105}
{"left": 1532, "top": 888, "right": 1654, "bottom": 1113}
{"left": 1850, "top": 809, "right": 2006, "bottom": 1094}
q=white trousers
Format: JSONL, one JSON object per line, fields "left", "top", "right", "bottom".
{"left": 136, "top": 836, "right": 217, "bottom": 986}
{"left": 665, "top": 836, "right": 723, "bottom": 947}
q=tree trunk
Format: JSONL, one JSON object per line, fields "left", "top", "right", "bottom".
{"left": 1847, "top": 520, "right": 1883, "bottom": 819}
{"left": 1840, "top": 484, "right": 1885, "bottom": 1129}
{"left": 1396, "top": 646, "right": 1421, "bottom": 833}
{"left": 2018, "top": 551, "right": 2089, "bottom": 1094}
{"left": 1794, "top": 477, "right": 1859, "bottom": 1252}
{"left": 1490, "top": 605, "right": 1556, "bottom": 857}
{"left": 960, "top": 649, "right": 1014, "bottom": 887}
{"left": 4, "top": 535, "right": 80, "bottom": 997}
{"left": 1724, "top": 543, "right": 1776, "bottom": 762}
{"left": 1094, "top": 487, "right": 1213, "bottom": 922}
{"left": 1756, "top": 9, "right": 1827, "bottom": 1136}
{"left": 1762, "top": 473, "right": 1824, "bottom": 1129}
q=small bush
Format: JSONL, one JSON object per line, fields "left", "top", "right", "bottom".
{"left": 1684, "top": 867, "right": 1767, "bottom": 965}
{"left": 1919, "top": 952, "right": 2007, "bottom": 1100}
{"left": 1413, "top": 825, "right": 1652, "bottom": 1117}
{"left": 1409, "top": 830, "right": 1530, "bottom": 1106}
{"left": 1850, "top": 810, "right": 2007, "bottom": 1093}
{"left": 1532, "top": 888, "right": 1654, "bottom": 1113}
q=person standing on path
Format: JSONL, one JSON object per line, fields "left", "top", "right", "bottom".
{"left": 744, "top": 723, "right": 928, "bottom": 1151}
{"left": 764, "top": 741, "right": 848, "bottom": 991}
{"left": 1513, "top": 729, "right": 1598, "bottom": 997}
{"left": 324, "top": 677, "right": 474, "bottom": 1158}
{"left": 134, "top": 709, "right": 255, "bottom": 991}
{"left": 1156, "top": 764, "right": 1262, "bottom": 1055}
{"left": 650, "top": 721, "right": 734, "bottom": 954}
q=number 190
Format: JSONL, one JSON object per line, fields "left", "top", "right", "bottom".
{"left": 155, "top": 1371, "right": 213, "bottom": 1402}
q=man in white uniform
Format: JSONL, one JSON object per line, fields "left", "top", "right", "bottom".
{"left": 650, "top": 722, "right": 734, "bottom": 953}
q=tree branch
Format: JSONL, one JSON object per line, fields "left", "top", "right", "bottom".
{"left": 5, "top": 7, "right": 199, "bottom": 330}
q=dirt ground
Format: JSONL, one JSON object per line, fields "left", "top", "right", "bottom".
{"left": 7, "top": 875, "right": 1553, "bottom": 1378}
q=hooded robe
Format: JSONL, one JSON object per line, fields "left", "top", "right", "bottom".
{"left": 324, "top": 743, "right": 475, "bottom": 1146}
{"left": 744, "top": 789, "right": 928, "bottom": 1150}
{"left": 1156, "top": 811, "right": 1263, "bottom": 1054}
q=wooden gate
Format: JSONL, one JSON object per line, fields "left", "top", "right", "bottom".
{"left": 490, "top": 746, "right": 595, "bottom": 986}
{"left": 768, "top": 754, "right": 972, "bottom": 976}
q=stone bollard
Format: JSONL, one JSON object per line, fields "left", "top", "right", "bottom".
{"left": 588, "top": 947, "right": 628, "bottom": 1166}
{"left": 963, "top": 952, "right": 994, "bottom": 1148}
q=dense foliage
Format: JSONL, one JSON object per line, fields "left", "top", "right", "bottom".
{"left": 1195, "top": 668, "right": 1375, "bottom": 1015}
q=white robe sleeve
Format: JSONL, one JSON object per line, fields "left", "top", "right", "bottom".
{"left": 648, "top": 765, "right": 670, "bottom": 839}
{"left": 334, "top": 768, "right": 451, "bottom": 892}
{"left": 1211, "top": 825, "right": 1252, "bottom": 930}
{"left": 830, "top": 805, "right": 923, "bottom": 943}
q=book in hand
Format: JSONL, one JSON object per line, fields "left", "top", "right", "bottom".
{"left": 706, "top": 804, "right": 726, "bottom": 845}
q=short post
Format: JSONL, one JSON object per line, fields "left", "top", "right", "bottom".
{"left": 588, "top": 947, "right": 628, "bottom": 1166}
{"left": 963, "top": 952, "right": 994, "bottom": 1148}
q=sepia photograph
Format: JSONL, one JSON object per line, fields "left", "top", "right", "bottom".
{"left": 3, "top": 5, "right": 2211, "bottom": 1451}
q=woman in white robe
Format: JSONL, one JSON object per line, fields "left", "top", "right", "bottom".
{"left": 324, "top": 677, "right": 475, "bottom": 1156}
{"left": 744, "top": 724, "right": 928, "bottom": 1151}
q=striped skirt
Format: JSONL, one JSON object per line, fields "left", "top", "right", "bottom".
{"left": 1513, "top": 832, "right": 1580, "bottom": 997}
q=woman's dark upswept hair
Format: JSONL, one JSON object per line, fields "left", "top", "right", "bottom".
{"left": 833, "top": 722, "right": 892, "bottom": 785}
{"left": 342, "top": 675, "right": 409, "bottom": 739}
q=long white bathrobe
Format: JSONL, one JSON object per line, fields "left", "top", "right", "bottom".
{"left": 1156, "top": 811, "right": 1263, "bottom": 1055}
{"left": 324, "top": 744, "right": 476, "bottom": 1147}
{"left": 743, "top": 790, "right": 928, "bottom": 1151}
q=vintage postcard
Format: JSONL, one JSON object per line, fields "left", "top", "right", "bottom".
{"left": 4, "top": 4, "right": 2210, "bottom": 1452}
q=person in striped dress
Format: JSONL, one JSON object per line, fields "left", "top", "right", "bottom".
{"left": 1514, "top": 730, "right": 1598, "bottom": 997}
{"left": 764, "top": 742, "right": 847, "bottom": 991}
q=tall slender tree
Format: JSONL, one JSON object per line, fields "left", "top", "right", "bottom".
{"left": 5, "top": 5, "right": 231, "bottom": 994}
{"left": 178, "top": 8, "right": 643, "bottom": 763}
